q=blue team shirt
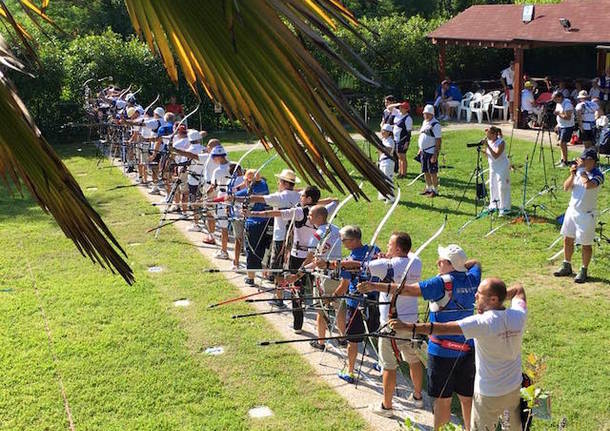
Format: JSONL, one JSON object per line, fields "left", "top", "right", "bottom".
{"left": 157, "top": 123, "right": 174, "bottom": 137}
{"left": 235, "top": 179, "right": 269, "bottom": 226}
{"left": 418, "top": 265, "right": 481, "bottom": 358}
{"left": 340, "top": 244, "right": 381, "bottom": 309}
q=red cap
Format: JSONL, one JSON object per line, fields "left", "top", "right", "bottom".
{"left": 400, "top": 101, "right": 410, "bottom": 110}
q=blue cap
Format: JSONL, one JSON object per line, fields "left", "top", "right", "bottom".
{"left": 580, "top": 147, "right": 598, "bottom": 161}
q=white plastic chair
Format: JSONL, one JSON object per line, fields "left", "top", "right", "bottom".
{"left": 491, "top": 93, "right": 509, "bottom": 121}
{"left": 471, "top": 94, "right": 493, "bottom": 123}
{"left": 467, "top": 93, "right": 483, "bottom": 122}
{"left": 457, "top": 92, "right": 473, "bottom": 121}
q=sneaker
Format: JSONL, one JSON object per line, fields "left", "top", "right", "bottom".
{"left": 293, "top": 328, "right": 303, "bottom": 334}
{"left": 338, "top": 371, "right": 355, "bottom": 384}
{"left": 244, "top": 278, "right": 255, "bottom": 286}
{"left": 419, "top": 189, "right": 431, "bottom": 196}
{"left": 499, "top": 209, "right": 512, "bottom": 217}
{"left": 373, "top": 362, "right": 382, "bottom": 372}
{"left": 148, "top": 187, "right": 161, "bottom": 195}
{"left": 203, "top": 237, "right": 216, "bottom": 245}
{"left": 553, "top": 261, "right": 573, "bottom": 277}
{"left": 188, "top": 224, "right": 203, "bottom": 232}
{"left": 309, "top": 340, "right": 325, "bottom": 351}
{"left": 428, "top": 190, "right": 439, "bottom": 198}
{"left": 370, "top": 402, "right": 394, "bottom": 418}
{"left": 214, "top": 250, "right": 230, "bottom": 260}
{"left": 574, "top": 267, "right": 588, "bottom": 284}
{"left": 407, "top": 393, "right": 424, "bottom": 409}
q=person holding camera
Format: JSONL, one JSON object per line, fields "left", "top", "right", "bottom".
{"left": 554, "top": 148, "right": 605, "bottom": 283}
{"left": 484, "top": 126, "right": 511, "bottom": 216}
{"left": 417, "top": 104, "right": 442, "bottom": 197}
{"left": 552, "top": 90, "right": 575, "bottom": 168}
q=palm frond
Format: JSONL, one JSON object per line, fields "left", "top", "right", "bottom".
{"left": 124, "top": 0, "right": 393, "bottom": 198}
{"left": 0, "top": 38, "right": 134, "bottom": 284}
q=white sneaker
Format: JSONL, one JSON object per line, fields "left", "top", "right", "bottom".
{"left": 188, "top": 224, "right": 203, "bottom": 232}
{"left": 370, "top": 402, "right": 394, "bottom": 418}
{"left": 214, "top": 250, "right": 230, "bottom": 260}
{"left": 148, "top": 187, "right": 161, "bottom": 195}
{"left": 407, "top": 393, "right": 424, "bottom": 409}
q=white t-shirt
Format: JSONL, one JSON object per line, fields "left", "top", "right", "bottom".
{"left": 211, "top": 162, "right": 232, "bottom": 197}
{"left": 392, "top": 112, "right": 413, "bottom": 144}
{"left": 569, "top": 167, "right": 604, "bottom": 213}
{"left": 555, "top": 99, "right": 575, "bottom": 128}
{"left": 186, "top": 144, "right": 204, "bottom": 186}
{"left": 308, "top": 223, "right": 342, "bottom": 260}
{"left": 418, "top": 120, "right": 442, "bottom": 154}
{"left": 459, "top": 297, "right": 527, "bottom": 397}
{"left": 501, "top": 67, "right": 514, "bottom": 86}
{"left": 575, "top": 100, "right": 599, "bottom": 130}
{"left": 486, "top": 137, "right": 509, "bottom": 170}
{"left": 264, "top": 190, "right": 301, "bottom": 241}
{"left": 280, "top": 202, "right": 337, "bottom": 258}
{"left": 521, "top": 89, "right": 536, "bottom": 112}
{"left": 368, "top": 254, "right": 422, "bottom": 325}
{"left": 173, "top": 137, "right": 190, "bottom": 164}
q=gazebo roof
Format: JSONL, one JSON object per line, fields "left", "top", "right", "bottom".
{"left": 428, "top": 0, "right": 610, "bottom": 49}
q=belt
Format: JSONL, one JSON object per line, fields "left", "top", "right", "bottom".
{"left": 429, "top": 336, "right": 471, "bottom": 352}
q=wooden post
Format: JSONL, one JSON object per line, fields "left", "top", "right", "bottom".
{"left": 438, "top": 44, "right": 446, "bottom": 81}
{"left": 513, "top": 47, "right": 524, "bottom": 128}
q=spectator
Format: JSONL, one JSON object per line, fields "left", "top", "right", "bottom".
{"left": 575, "top": 90, "right": 599, "bottom": 149}
{"left": 552, "top": 90, "right": 575, "bottom": 167}
{"left": 165, "top": 95, "right": 184, "bottom": 119}
{"left": 521, "top": 81, "right": 542, "bottom": 127}
{"left": 417, "top": 105, "right": 442, "bottom": 197}
{"left": 380, "top": 95, "right": 397, "bottom": 129}
{"left": 554, "top": 148, "right": 604, "bottom": 283}
{"left": 378, "top": 124, "right": 396, "bottom": 202}
{"left": 589, "top": 78, "right": 601, "bottom": 99}
{"left": 500, "top": 61, "right": 515, "bottom": 113}
{"left": 391, "top": 101, "right": 413, "bottom": 178}
{"left": 434, "top": 79, "right": 462, "bottom": 120}
{"left": 599, "top": 65, "right": 610, "bottom": 113}
{"left": 570, "top": 81, "right": 583, "bottom": 102}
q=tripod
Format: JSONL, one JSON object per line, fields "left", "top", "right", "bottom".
{"left": 529, "top": 121, "right": 557, "bottom": 201}
{"left": 456, "top": 143, "right": 488, "bottom": 216}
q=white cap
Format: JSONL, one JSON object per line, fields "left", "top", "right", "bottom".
{"left": 210, "top": 145, "right": 226, "bottom": 157}
{"left": 577, "top": 90, "right": 589, "bottom": 99}
{"left": 115, "top": 100, "right": 126, "bottom": 109}
{"left": 382, "top": 124, "right": 393, "bottom": 132}
{"left": 187, "top": 129, "right": 201, "bottom": 142}
{"left": 438, "top": 244, "right": 467, "bottom": 272}
{"left": 153, "top": 107, "right": 165, "bottom": 118}
{"left": 423, "top": 104, "right": 435, "bottom": 115}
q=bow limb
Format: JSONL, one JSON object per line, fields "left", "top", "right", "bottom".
{"left": 144, "top": 93, "right": 160, "bottom": 113}
{"left": 368, "top": 187, "right": 401, "bottom": 253}
{"left": 389, "top": 215, "right": 448, "bottom": 320}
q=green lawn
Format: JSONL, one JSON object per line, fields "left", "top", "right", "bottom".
{"left": 1, "top": 129, "right": 608, "bottom": 430}
{"left": 233, "top": 129, "right": 610, "bottom": 430}
{"left": 0, "top": 147, "right": 365, "bottom": 430}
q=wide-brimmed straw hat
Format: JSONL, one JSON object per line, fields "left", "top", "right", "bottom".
{"left": 274, "top": 168, "right": 300, "bottom": 184}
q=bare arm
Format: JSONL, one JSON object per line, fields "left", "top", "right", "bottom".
{"left": 506, "top": 283, "right": 526, "bottom": 303}
{"left": 563, "top": 165, "right": 577, "bottom": 191}
{"left": 389, "top": 319, "right": 464, "bottom": 336}
{"left": 486, "top": 140, "right": 505, "bottom": 160}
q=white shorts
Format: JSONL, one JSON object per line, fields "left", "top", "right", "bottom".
{"left": 560, "top": 207, "right": 595, "bottom": 245}
{"left": 215, "top": 204, "right": 229, "bottom": 229}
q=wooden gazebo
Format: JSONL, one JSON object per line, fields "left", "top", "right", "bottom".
{"left": 428, "top": 0, "right": 610, "bottom": 127}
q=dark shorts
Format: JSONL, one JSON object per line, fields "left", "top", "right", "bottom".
{"left": 188, "top": 184, "right": 200, "bottom": 202}
{"left": 345, "top": 306, "right": 366, "bottom": 343}
{"left": 421, "top": 151, "right": 438, "bottom": 174}
{"left": 396, "top": 140, "right": 410, "bottom": 154}
{"left": 427, "top": 351, "right": 475, "bottom": 398}
{"left": 579, "top": 128, "right": 594, "bottom": 142}
{"left": 270, "top": 240, "right": 285, "bottom": 270}
{"left": 557, "top": 126, "right": 574, "bottom": 143}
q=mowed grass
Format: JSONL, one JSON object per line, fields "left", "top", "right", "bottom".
{"left": 233, "top": 129, "right": 610, "bottom": 430}
{"left": 0, "top": 147, "right": 366, "bottom": 430}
